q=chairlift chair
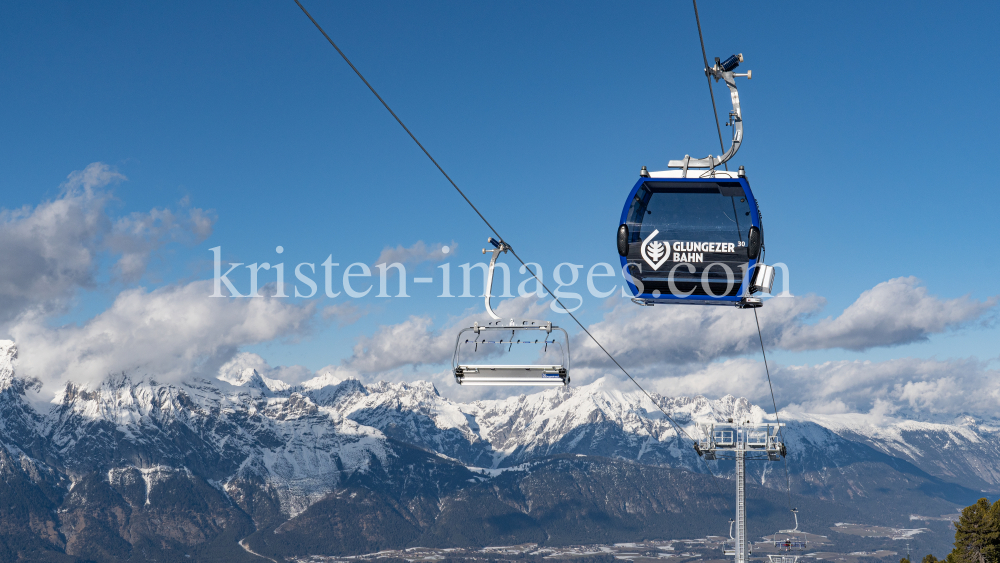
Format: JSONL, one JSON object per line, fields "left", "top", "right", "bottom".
{"left": 452, "top": 238, "right": 571, "bottom": 386}
{"left": 617, "top": 54, "right": 775, "bottom": 308}
{"left": 773, "top": 509, "right": 808, "bottom": 552}
{"left": 723, "top": 519, "right": 737, "bottom": 556}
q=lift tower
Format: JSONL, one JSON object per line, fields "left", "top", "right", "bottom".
{"left": 697, "top": 420, "right": 786, "bottom": 563}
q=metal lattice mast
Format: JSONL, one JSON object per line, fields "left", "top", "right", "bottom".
{"left": 696, "top": 420, "right": 787, "bottom": 563}
{"left": 736, "top": 443, "right": 748, "bottom": 563}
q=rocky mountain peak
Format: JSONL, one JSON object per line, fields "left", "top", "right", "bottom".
{"left": 0, "top": 340, "right": 18, "bottom": 392}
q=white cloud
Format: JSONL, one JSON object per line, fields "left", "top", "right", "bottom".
{"left": 0, "top": 162, "right": 215, "bottom": 326}
{"left": 777, "top": 277, "right": 997, "bottom": 351}
{"left": 218, "top": 351, "right": 273, "bottom": 379}
{"left": 321, "top": 302, "right": 368, "bottom": 326}
{"left": 13, "top": 166, "right": 986, "bottom": 420}
{"left": 777, "top": 357, "right": 999, "bottom": 419}
{"left": 627, "top": 356, "right": 999, "bottom": 420}
{"left": 321, "top": 276, "right": 999, "bottom": 417}
{"left": 107, "top": 204, "right": 215, "bottom": 281}
{"left": 342, "top": 296, "right": 551, "bottom": 374}
{"left": 9, "top": 280, "right": 315, "bottom": 395}
{"left": 574, "top": 277, "right": 996, "bottom": 369}
{"left": 632, "top": 358, "right": 772, "bottom": 404}
{"left": 550, "top": 354, "right": 992, "bottom": 420}
{"left": 63, "top": 162, "right": 127, "bottom": 193}
{"left": 373, "top": 240, "right": 457, "bottom": 270}
{"left": 218, "top": 352, "right": 314, "bottom": 387}
{"left": 0, "top": 163, "right": 120, "bottom": 322}
{"left": 573, "top": 293, "right": 823, "bottom": 368}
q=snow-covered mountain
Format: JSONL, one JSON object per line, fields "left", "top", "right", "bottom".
{"left": 292, "top": 371, "right": 1000, "bottom": 494}
{"left": 783, "top": 410, "right": 1000, "bottom": 493}
{"left": 0, "top": 340, "right": 993, "bottom": 561}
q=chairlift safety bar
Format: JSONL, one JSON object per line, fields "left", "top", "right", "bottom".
{"left": 452, "top": 323, "right": 571, "bottom": 387}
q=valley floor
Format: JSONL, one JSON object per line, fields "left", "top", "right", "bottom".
{"left": 286, "top": 531, "right": 908, "bottom": 563}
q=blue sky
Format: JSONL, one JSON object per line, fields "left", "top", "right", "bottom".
{"left": 1, "top": 1, "right": 997, "bottom": 414}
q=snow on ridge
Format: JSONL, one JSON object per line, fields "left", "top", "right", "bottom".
{"left": 21, "top": 369, "right": 396, "bottom": 517}
{"left": 468, "top": 462, "right": 536, "bottom": 477}
{"left": 3, "top": 356, "right": 1000, "bottom": 503}
{"left": 0, "top": 340, "right": 16, "bottom": 389}
{"left": 781, "top": 410, "right": 987, "bottom": 445}
{"left": 32, "top": 370, "right": 771, "bottom": 462}
{"left": 460, "top": 380, "right": 762, "bottom": 449}
{"left": 0, "top": 341, "right": 37, "bottom": 400}
{"left": 300, "top": 372, "right": 345, "bottom": 390}
{"left": 218, "top": 367, "right": 290, "bottom": 394}
{"left": 301, "top": 377, "right": 1000, "bottom": 486}
{"left": 304, "top": 378, "right": 465, "bottom": 427}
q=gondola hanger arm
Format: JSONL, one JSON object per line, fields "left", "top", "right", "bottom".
{"left": 667, "top": 54, "right": 751, "bottom": 171}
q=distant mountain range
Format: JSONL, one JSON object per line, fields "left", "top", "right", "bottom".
{"left": 0, "top": 340, "right": 995, "bottom": 562}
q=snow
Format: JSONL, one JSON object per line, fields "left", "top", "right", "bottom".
{"left": 1, "top": 345, "right": 999, "bottom": 521}
{"left": 218, "top": 367, "right": 290, "bottom": 394}
{"left": 467, "top": 462, "right": 534, "bottom": 477}
{"left": 299, "top": 372, "right": 344, "bottom": 390}
{"left": 779, "top": 409, "right": 1000, "bottom": 486}
{"left": 0, "top": 340, "right": 17, "bottom": 391}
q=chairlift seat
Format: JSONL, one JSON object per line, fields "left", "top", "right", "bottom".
{"left": 453, "top": 321, "right": 570, "bottom": 387}
{"left": 455, "top": 365, "right": 568, "bottom": 386}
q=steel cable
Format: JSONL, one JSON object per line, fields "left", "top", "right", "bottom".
{"left": 692, "top": 0, "right": 728, "bottom": 171}
{"left": 753, "top": 308, "right": 794, "bottom": 513}
{"left": 291, "top": 0, "right": 705, "bottom": 449}
{"left": 693, "top": 0, "right": 795, "bottom": 520}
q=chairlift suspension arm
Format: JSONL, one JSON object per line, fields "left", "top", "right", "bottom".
{"left": 482, "top": 237, "right": 509, "bottom": 321}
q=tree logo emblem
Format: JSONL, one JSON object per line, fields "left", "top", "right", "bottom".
{"left": 641, "top": 230, "right": 670, "bottom": 270}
